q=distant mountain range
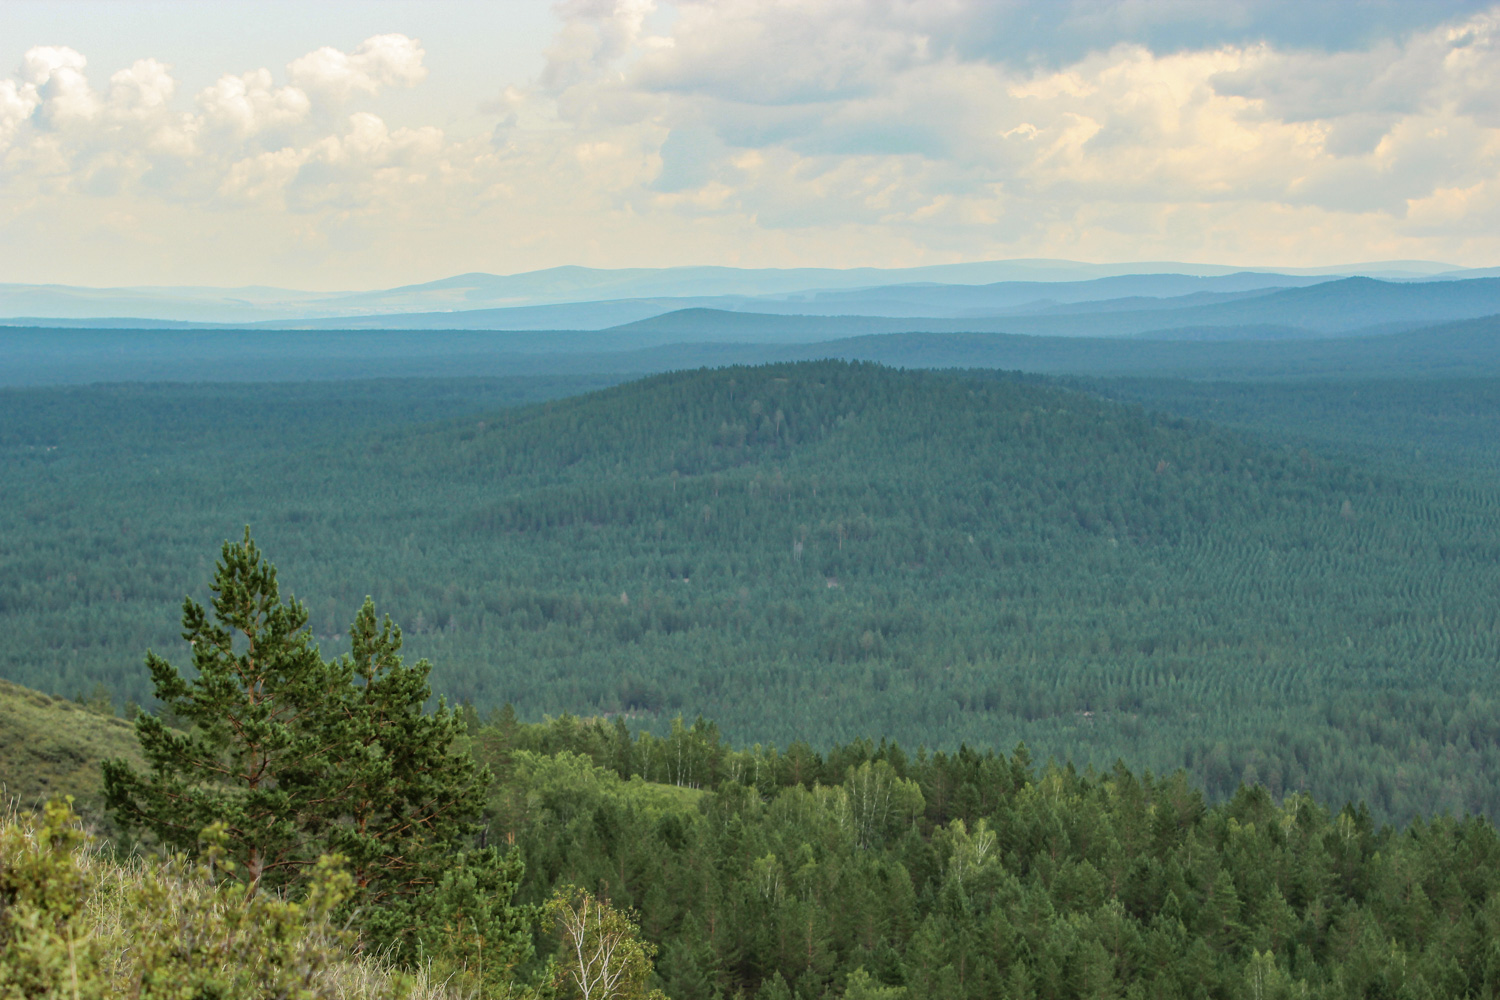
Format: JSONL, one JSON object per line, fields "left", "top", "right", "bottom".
{"left": 0, "top": 258, "right": 1485, "bottom": 328}
{"left": 5, "top": 261, "right": 1500, "bottom": 388}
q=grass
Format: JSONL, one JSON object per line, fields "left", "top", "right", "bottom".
{"left": 0, "top": 678, "right": 141, "bottom": 821}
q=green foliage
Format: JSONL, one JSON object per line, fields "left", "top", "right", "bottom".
{"left": 0, "top": 797, "right": 392, "bottom": 1000}
{"left": 544, "top": 886, "right": 667, "bottom": 1000}
{"left": 102, "top": 533, "right": 534, "bottom": 981}
{"left": 485, "top": 719, "right": 1500, "bottom": 1000}
{"left": 103, "top": 528, "right": 340, "bottom": 891}
{"left": 10, "top": 362, "right": 1500, "bottom": 820}
{"left": 844, "top": 967, "right": 906, "bottom": 1000}
{"left": 317, "top": 597, "right": 494, "bottom": 906}
{"left": 1082, "top": 374, "right": 1500, "bottom": 476}
{"left": 0, "top": 798, "right": 105, "bottom": 998}
{"left": 378, "top": 846, "right": 537, "bottom": 994}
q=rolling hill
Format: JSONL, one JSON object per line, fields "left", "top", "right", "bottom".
{"left": 4, "top": 361, "right": 1500, "bottom": 821}
{"left": 603, "top": 277, "right": 1500, "bottom": 341}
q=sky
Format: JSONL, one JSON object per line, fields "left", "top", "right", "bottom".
{"left": 2, "top": 0, "right": 1499, "bottom": 289}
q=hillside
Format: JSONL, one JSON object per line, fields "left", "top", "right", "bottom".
{"left": 785, "top": 314, "right": 1500, "bottom": 377}
{"left": 14, "top": 675, "right": 1500, "bottom": 1000}
{"left": 5, "top": 361, "right": 1500, "bottom": 821}
{"left": 579, "top": 277, "right": 1500, "bottom": 343}
{"left": 1083, "top": 376, "right": 1500, "bottom": 475}
{"left": 0, "top": 679, "right": 140, "bottom": 819}
{"left": 1013, "top": 275, "right": 1500, "bottom": 335}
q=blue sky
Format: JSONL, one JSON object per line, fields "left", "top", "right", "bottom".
{"left": 2, "top": 0, "right": 1498, "bottom": 288}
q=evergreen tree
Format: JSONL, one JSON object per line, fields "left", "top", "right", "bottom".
{"left": 102, "top": 529, "right": 336, "bottom": 893}
{"left": 102, "top": 530, "right": 531, "bottom": 977}
{"left": 314, "top": 597, "right": 490, "bottom": 904}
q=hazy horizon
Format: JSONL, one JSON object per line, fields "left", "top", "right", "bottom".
{"left": 4, "top": 1, "right": 1499, "bottom": 288}
{"left": 0, "top": 255, "right": 1486, "bottom": 296}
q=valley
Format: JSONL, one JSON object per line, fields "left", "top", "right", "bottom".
{"left": 6, "top": 359, "right": 1500, "bottom": 823}
{"left": 11, "top": 4, "right": 1500, "bottom": 994}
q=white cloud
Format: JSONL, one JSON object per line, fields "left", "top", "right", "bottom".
{"left": 219, "top": 145, "right": 307, "bottom": 205}
{"left": 529, "top": 0, "right": 1500, "bottom": 260}
{"left": 197, "top": 69, "right": 310, "bottom": 137}
{"left": 107, "top": 59, "right": 176, "bottom": 119}
{"left": 22, "top": 46, "right": 99, "bottom": 127}
{"left": 0, "top": 79, "right": 40, "bottom": 149}
{"left": 3, "top": 10, "right": 1500, "bottom": 287}
{"left": 287, "top": 33, "right": 427, "bottom": 102}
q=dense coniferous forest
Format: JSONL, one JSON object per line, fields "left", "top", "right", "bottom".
{"left": 1080, "top": 377, "right": 1500, "bottom": 476}
{"left": 15, "top": 673, "right": 1500, "bottom": 999}
{"left": 473, "top": 710, "right": 1500, "bottom": 1000}
{"left": 5, "top": 361, "right": 1500, "bottom": 823}
{"left": 8, "top": 3, "right": 1500, "bottom": 989}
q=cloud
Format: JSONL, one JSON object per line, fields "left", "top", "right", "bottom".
{"left": 863, "top": 1, "right": 1495, "bottom": 66}
{"left": 285, "top": 113, "right": 447, "bottom": 213}
{"left": 535, "top": 1, "right": 1500, "bottom": 233}
{"left": 3, "top": 8, "right": 1500, "bottom": 287}
{"left": 287, "top": 33, "right": 427, "bottom": 102}
{"left": 22, "top": 46, "right": 99, "bottom": 127}
{"left": 198, "top": 69, "right": 310, "bottom": 137}
{"left": 0, "top": 79, "right": 40, "bottom": 149}
{"left": 107, "top": 59, "right": 176, "bottom": 119}
{"left": 1, "top": 34, "right": 428, "bottom": 195}
{"left": 543, "top": 0, "right": 659, "bottom": 86}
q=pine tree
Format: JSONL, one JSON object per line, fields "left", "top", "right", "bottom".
{"left": 754, "top": 971, "right": 793, "bottom": 1000}
{"left": 313, "top": 597, "right": 489, "bottom": 904}
{"left": 102, "top": 529, "right": 336, "bottom": 893}
{"left": 101, "top": 531, "right": 527, "bottom": 974}
{"left": 844, "top": 966, "right": 907, "bottom": 1000}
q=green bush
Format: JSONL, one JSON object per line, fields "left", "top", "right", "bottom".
{"left": 0, "top": 797, "right": 403, "bottom": 999}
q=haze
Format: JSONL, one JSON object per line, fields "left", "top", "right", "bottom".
{"left": 3, "top": 0, "right": 1499, "bottom": 289}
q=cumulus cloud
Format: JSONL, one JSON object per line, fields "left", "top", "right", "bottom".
{"left": 3, "top": 7, "right": 1500, "bottom": 287}
{"left": 107, "top": 59, "right": 175, "bottom": 118}
{"left": 0, "top": 79, "right": 40, "bottom": 148}
{"left": 198, "top": 69, "right": 311, "bottom": 136}
{"left": 22, "top": 46, "right": 99, "bottom": 127}
{"left": 1, "top": 34, "right": 428, "bottom": 194}
{"left": 287, "top": 33, "right": 427, "bottom": 102}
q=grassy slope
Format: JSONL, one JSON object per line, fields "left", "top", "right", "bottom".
{"left": 0, "top": 678, "right": 140, "bottom": 816}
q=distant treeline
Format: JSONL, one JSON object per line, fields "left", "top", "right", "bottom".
{"left": 3, "top": 309, "right": 1500, "bottom": 385}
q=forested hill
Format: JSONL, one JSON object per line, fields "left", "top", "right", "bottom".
{"left": 6, "top": 362, "right": 1500, "bottom": 821}
{"left": 404, "top": 360, "right": 1368, "bottom": 551}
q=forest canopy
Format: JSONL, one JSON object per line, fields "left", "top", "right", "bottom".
{"left": 4, "top": 362, "right": 1500, "bottom": 822}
